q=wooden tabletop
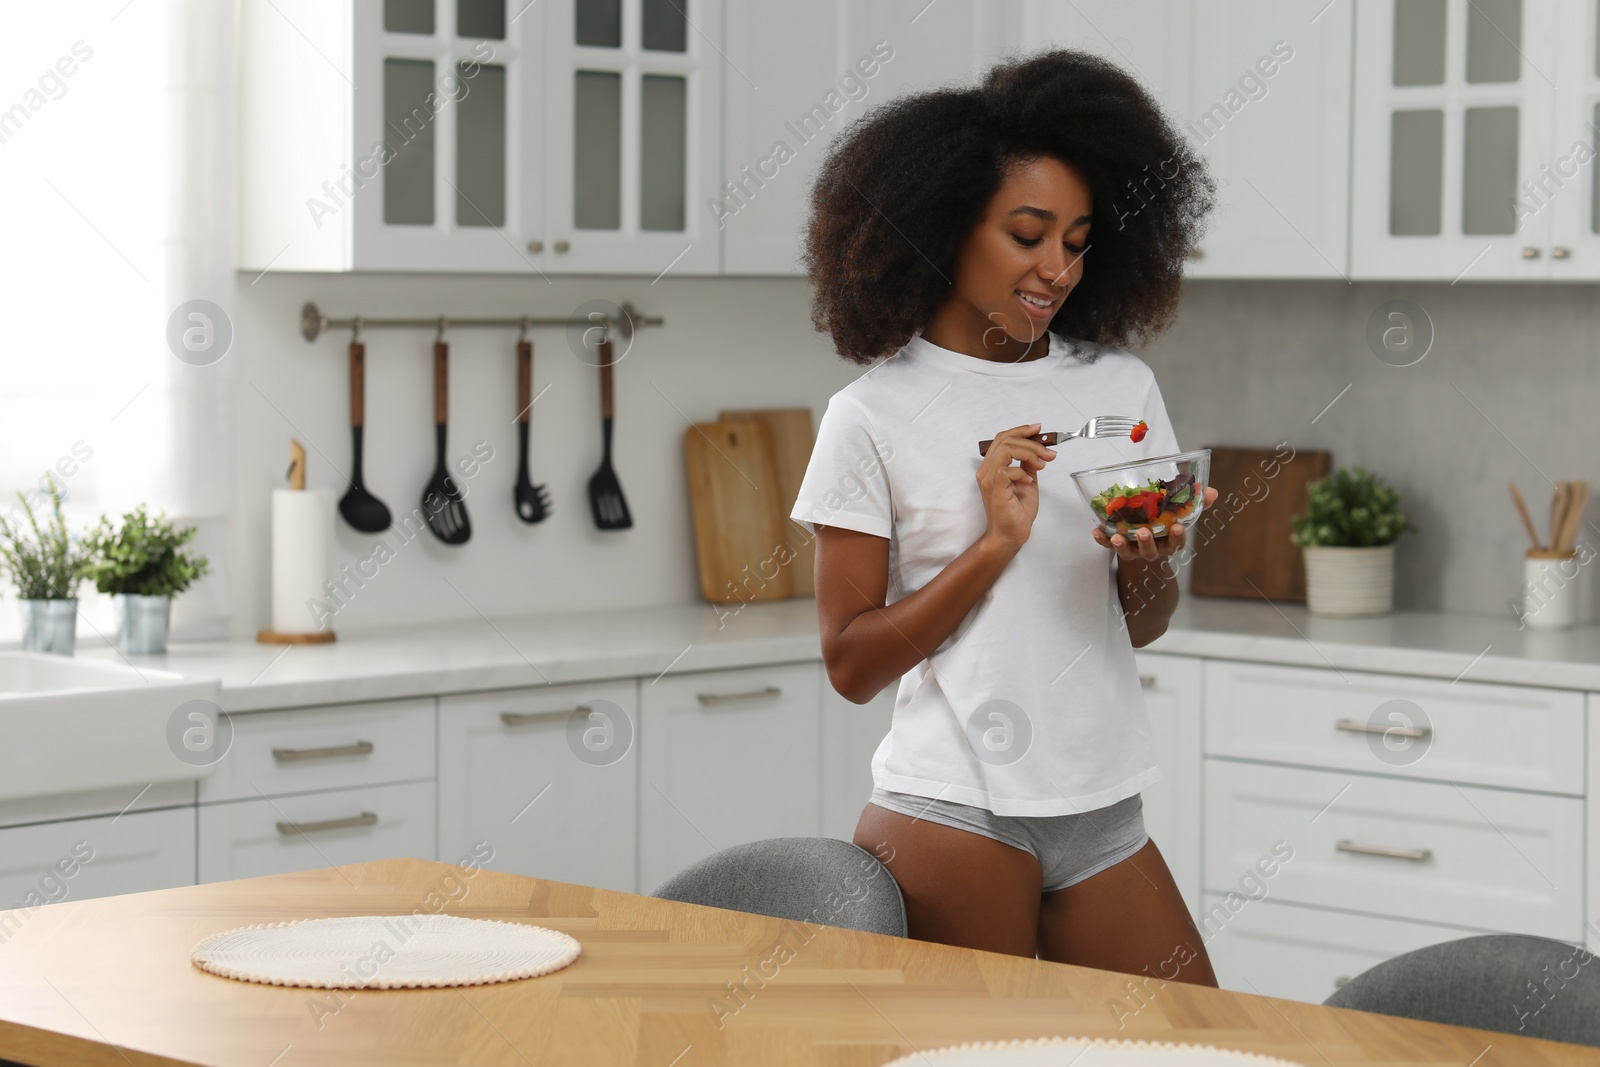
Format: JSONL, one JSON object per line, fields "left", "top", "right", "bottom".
{"left": 0, "top": 858, "right": 1591, "bottom": 1066}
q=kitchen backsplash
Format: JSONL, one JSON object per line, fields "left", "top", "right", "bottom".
{"left": 216, "top": 273, "right": 1595, "bottom": 638}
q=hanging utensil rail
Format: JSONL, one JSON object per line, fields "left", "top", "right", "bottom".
{"left": 299, "top": 301, "right": 663, "bottom": 343}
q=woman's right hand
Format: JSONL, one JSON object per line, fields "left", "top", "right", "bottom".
{"left": 976, "top": 422, "right": 1056, "bottom": 552}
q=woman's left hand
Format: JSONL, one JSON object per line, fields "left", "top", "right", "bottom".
{"left": 1091, "top": 486, "right": 1219, "bottom": 562}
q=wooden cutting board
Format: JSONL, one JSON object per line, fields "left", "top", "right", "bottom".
{"left": 719, "top": 407, "right": 815, "bottom": 596}
{"left": 685, "top": 418, "right": 794, "bottom": 604}
{"left": 1189, "top": 445, "right": 1332, "bottom": 602}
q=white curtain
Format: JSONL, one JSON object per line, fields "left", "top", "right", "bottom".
{"left": 0, "top": 0, "right": 234, "bottom": 643}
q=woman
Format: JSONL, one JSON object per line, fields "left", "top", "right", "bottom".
{"left": 788, "top": 47, "right": 1220, "bottom": 983}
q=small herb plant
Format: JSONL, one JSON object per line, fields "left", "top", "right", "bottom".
{"left": 1291, "top": 466, "right": 1416, "bottom": 548}
{"left": 84, "top": 505, "right": 210, "bottom": 598}
{"left": 0, "top": 474, "right": 94, "bottom": 600}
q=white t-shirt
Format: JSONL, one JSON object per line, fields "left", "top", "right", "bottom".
{"left": 790, "top": 328, "right": 1183, "bottom": 817}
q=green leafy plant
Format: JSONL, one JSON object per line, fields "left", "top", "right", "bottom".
{"left": 83, "top": 505, "right": 210, "bottom": 598}
{"left": 1290, "top": 466, "right": 1416, "bottom": 548}
{"left": 0, "top": 473, "right": 94, "bottom": 600}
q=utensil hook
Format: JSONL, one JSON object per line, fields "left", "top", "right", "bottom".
{"left": 435, "top": 316, "right": 448, "bottom": 343}
{"left": 518, "top": 316, "right": 531, "bottom": 343}
{"left": 350, "top": 316, "right": 362, "bottom": 344}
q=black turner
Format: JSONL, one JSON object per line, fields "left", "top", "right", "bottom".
{"left": 587, "top": 334, "right": 631, "bottom": 530}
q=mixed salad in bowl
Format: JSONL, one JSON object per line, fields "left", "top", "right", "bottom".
{"left": 1071, "top": 449, "right": 1212, "bottom": 539}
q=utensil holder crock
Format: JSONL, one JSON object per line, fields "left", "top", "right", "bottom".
{"left": 1522, "top": 549, "right": 1580, "bottom": 630}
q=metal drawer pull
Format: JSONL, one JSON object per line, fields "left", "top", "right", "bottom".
{"left": 501, "top": 708, "right": 582, "bottom": 726}
{"left": 697, "top": 685, "right": 782, "bottom": 706}
{"left": 1334, "top": 718, "right": 1430, "bottom": 740}
{"left": 1336, "top": 840, "right": 1432, "bottom": 862}
{"left": 1139, "top": 674, "right": 1156, "bottom": 688}
{"left": 277, "top": 811, "right": 378, "bottom": 835}
{"left": 271, "top": 740, "right": 375, "bottom": 762}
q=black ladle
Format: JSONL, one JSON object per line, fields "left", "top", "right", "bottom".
{"left": 338, "top": 338, "right": 392, "bottom": 532}
{"left": 423, "top": 334, "right": 471, "bottom": 544}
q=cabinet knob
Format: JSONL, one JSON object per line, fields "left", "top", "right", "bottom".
{"left": 1552, "top": 246, "right": 1571, "bottom": 260}
{"left": 1334, "top": 976, "right": 1352, "bottom": 988}
{"left": 1522, "top": 246, "right": 1542, "bottom": 259}
{"left": 1139, "top": 674, "right": 1157, "bottom": 688}
{"left": 554, "top": 240, "right": 571, "bottom": 253}
{"left": 526, "top": 240, "right": 544, "bottom": 253}
{"left": 1187, "top": 246, "right": 1205, "bottom": 261}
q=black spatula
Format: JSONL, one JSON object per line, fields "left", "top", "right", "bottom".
{"left": 423, "top": 338, "right": 471, "bottom": 544}
{"left": 338, "top": 339, "right": 392, "bottom": 532}
{"left": 587, "top": 334, "right": 631, "bottom": 530}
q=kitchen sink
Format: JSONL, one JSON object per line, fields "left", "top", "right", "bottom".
{"left": 0, "top": 651, "right": 222, "bottom": 802}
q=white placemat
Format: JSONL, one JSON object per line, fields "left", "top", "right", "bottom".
{"left": 879, "top": 1037, "right": 1306, "bottom": 1067}
{"left": 191, "top": 914, "right": 581, "bottom": 989}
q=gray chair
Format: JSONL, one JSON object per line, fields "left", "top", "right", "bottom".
{"left": 652, "top": 837, "right": 907, "bottom": 937}
{"left": 1324, "top": 934, "right": 1600, "bottom": 1048}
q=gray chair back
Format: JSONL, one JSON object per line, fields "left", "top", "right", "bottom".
{"left": 652, "top": 837, "right": 907, "bottom": 937}
{"left": 1324, "top": 934, "right": 1600, "bottom": 1048}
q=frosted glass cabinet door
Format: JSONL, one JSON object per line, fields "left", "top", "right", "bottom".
{"left": 349, "top": 0, "right": 546, "bottom": 272}
{"left": 1351, "top": 0, "right": 1557, "bottom": 279}
{"left": 1546, "top": 1, "right": 1600, "bottom": 279}
{"left": 1184, "top": 1, "right": 1353, "bottom": 279}
{"left": 542, "top": 0, "right": 723, "bottom": 274}
{"left": 722, "top": 0, "right": 1017, "bottom": 275}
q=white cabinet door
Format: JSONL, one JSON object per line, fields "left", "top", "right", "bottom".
{"left": 640, "top": 662, "right": 820, "bottom": 893}
{"left": 542, "top": 0, "right": 722, "bottom": 274}
{"left": 1351, "top": 0, "right": 1557, "bottom": 279}
{"left": 820, "top": 664, "right": 894, "bottom": 842}
{"left": 1547, "top": 1, "right": 1600, "bottom": 279}
{"left": 1031, "top": 2, "right": 1193, "bottom": 120}
{"left": 1205, "top": 760, "right": 1584, "bottom": 940}
{"left": 0, "top": 807, "right": 194, "bottom": 914}
{"left": 1133, "top": 652, "right": 1202, "bottom": 920}
{"left": 438, "top": 681, "right": 639, "bottom": 894}
{"left": 1202, "top": 893, "right": 1475, "bottom": 1004}
{"left": 1589, "top": 691, "right": 1600, "bottom": 955}
{"left": 1184, "top": 1, "right": 1352, "bottom": 278}
{"left": 198, "top": 781, "right": 436, "bottom": 884}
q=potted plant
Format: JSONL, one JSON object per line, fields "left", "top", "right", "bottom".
{"left": 1290, "top": 466, "right": 1416, "bottom": 616}
{"left": 84, "top": 505, "right": 210, "bottom": 654}
{"left": 0, "top": 474, "right": 94, "bottom": 655}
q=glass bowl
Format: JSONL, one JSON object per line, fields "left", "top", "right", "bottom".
{"left": 1070, "top": 449, "right": 1211, "bottom": 539}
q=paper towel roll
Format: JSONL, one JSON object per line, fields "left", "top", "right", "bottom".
{"left": 271, "top": 488, "right": 335, "bottom": 634}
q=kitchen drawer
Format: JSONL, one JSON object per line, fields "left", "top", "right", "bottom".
{"left": 439, "top": 680, "right": 638, "bottom": 894}
{"left": 1205, "top": 760, "right": 1584, "bottom": 940}
{"left": 1202, "top": 895, "right": 1481, "bottom": 1004}
{"left": 641, "top": 662, "right": 820, "bottom": 893}
{"left": 198, "top": 780, "right": 435, "bottom": 883}
{"left": 1204, "top": 660, "right": 1584, "bottom": 794}
{"left": 0, "top": 807, "right": 195, "bottom": 913}
{"left": 198, "top": 698, "right": 435, "bottom": 803}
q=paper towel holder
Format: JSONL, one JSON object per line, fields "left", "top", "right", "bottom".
{"left": 259, "top": 438, "right": 338, "bottom": 646}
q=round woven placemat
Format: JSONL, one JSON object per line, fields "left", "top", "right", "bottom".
{"left": 878, "top": 1036, "right": 1306, "bottom": 1067}
{"left": 191, "top": 914, "right": 581, "bottom": 989}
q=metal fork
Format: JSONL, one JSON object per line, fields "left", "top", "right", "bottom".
{"left": 977, "top": 415, "right": 1142, "bottom": 457}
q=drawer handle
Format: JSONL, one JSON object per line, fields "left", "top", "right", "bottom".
{"left": 501, "top": 708, "right": 582, "bottom": 726}
{"left": 271, "top": 740, "right": 375, "bottom": 762}
{"left": 1334, "top": 718, "right": 1430, "bottom": 740}
{"left": 277, "top": 811, "right": 378, "bottom": 836}
{"left": 1336, "top": 840, "right": 1432, "bottom": 862}
{"left": 1139, "top": 674, "right": 1156, "bottom": 689}
{"left": 696, "top": 685, "right": 782, "bottom": 706}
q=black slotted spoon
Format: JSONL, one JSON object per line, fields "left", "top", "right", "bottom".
{"left": 514, "top": 335, "right": 551, "bottom": 523}
{"left": 423, "top": 335, "right": 471, "bottom": 544}
{"left": 587, "top": 333, "right": 631, "bottom": 530}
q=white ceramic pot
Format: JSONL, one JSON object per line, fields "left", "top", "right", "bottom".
{"left": 1302, "top": 544, "right": 1396, "bottom": 616}
{"left": 19, "top": 598, "right": 77, "bottom": 655}
{"left": 113, "top": 593, "right": 173, "bottom": 654}
{"left": 1521, "top": 551, "right": 1580, "bottom": 630}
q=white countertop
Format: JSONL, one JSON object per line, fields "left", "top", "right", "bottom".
{"left": 78, "top": 596, "right": 1600, "bottom": 712}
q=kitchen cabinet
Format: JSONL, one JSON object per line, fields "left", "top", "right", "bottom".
{"left": 1135, "top": 652, "right": 1202, "bottom": 920}
{"left": 1351, "top": 0, "right": 1562, "bottom": 279}
{"left": 198, "top": 780, "right": 436, "bottom": 883}
{"left": 1202, "top": 893, "right": 1469, "bottom": 1004}
{"left": 721, "top": 0, "right": 1018, "bottom": 274}
{"left": 438, "top": 680, "right": 639, "bottom": 893}
{"left": 820, "top": 665, "right": 895, "bottom": 841}
{"left": 0, "top": 807, "right": 195, "bottom": 912}
{"left": 639, "top": 661, "right": 820, "bottom": 892}
{"left": 238, "top": 0, "right": 720, "bottom": 274}
{"left": 1589, "top": 691, "right": 1600, "bottom": 956}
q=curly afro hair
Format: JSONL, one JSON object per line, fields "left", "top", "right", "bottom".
{"left": 801, "top": 46, "right": 1216, "bottom": 366}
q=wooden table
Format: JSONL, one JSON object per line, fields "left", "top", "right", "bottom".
{"left": 0, "top": 858, "right": 1591, "bottom": 1066}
